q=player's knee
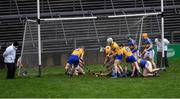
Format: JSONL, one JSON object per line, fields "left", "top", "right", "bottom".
{"left": 74, "top": 70, "right": 79, "bottom": 76}
{"left": 65, "top": 66, "right": 69, "bottom": 70}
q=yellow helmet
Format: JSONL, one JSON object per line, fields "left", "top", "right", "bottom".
{"left": 137, "top": 59, "right": 141, "bottom": 64}
{"left": 142, "top": 33, "right": 148, "bottom": 38}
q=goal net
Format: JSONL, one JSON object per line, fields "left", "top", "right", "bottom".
{"left": 19, "top": 13, "right": 161, "bottom": 76}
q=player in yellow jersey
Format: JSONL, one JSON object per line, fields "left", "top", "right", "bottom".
{"left": 121, "top": 46, "right": 142, "bottom": 77}
{"left": 103, "top": 46, "right": 114, "bottom": 67}
{"left": 137, "top": 59, "right": 162, "bottom": 77}
{"left": 65, "top": 47, "right": 85, "bottom": 76}
{"left": 95, "top": 46, "right": 115, "bottom": 77}
{"left": 107, "top": 38, "right": 123, "bottom": 78}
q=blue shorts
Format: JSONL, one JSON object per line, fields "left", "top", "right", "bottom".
{"left": 67, "top": 55, "right": 79, "bottom": 66}
{"left": 126, "top": 55, "right": 137, "bottom": 63}
{"left": 115, "top": 54, "right": 123, "bottom": 61}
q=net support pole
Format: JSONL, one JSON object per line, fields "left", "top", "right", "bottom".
{"left": 37, "top": 0, "right": 42, "bottom": 77}
{"left": 138, "top": 16, "right": 144, "bottom": 54}
{"left": 59, "top": 15, "right": 68, "bottom": 45}
{"left": 122, "top": 10, "right": 130, "bottom": 34}
{"left": 91, "top": 12, "right": 100, "bottom": 43}
{"left": 18, "top": 21, "right": 27, "bottom": 76}
{"left": 26, "top": 18, "right": 36, "bottom": 47}
{"left": 161, "top": 0, "right": 165, "bottom": 68}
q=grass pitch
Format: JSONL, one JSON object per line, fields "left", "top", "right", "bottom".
{"left": 0, "top": 58, "right": 180, "bottom": 98}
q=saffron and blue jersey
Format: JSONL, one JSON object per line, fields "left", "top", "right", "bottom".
{"left": 138, "top": 59, "right": 147, "bottom": 68}
{"left": 121, "top": 47, "right": 136, "bottom": 63}
{"left": 67, "top": 48, "right": 84, "bottom": 66}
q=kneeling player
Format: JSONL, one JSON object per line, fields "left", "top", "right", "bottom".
{"left": 137, "top": 59, "right": 160, "bottom": 77}
{"left": 65, "top": 47, "right": 84, "bottom": 76}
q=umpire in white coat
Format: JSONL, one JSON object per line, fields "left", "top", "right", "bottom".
{"left": 155, "top": 37, "right": 170, "bottom": 68}
{"left": 3, "top": 41, "right": 19, "bottom": 79}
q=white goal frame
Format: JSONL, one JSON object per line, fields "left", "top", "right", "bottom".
{"left": 31, "top": 0, "right": 165, "bottom": 77}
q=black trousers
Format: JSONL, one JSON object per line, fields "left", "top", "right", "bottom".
{"left": 164, "top": 51, "right": 169, "bottom": 67}
{"left": 6, "top": 63, "right": 16, "bottom": 79}
{"left": 157, "top": 51, "right": 169, "bottom": 68}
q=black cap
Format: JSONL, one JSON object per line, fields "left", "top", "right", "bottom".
{"left": 13, "top": 41, "right": 19, "bottom": 46}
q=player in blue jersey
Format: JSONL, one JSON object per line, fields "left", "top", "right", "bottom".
{"left": 137, "top": 59, "right": 161, "bottom": 77}
{"left": 127, "top": 35, "right": 140, "bottom": 60}
{"left": 142, "top": 33, "right": 156, "bottom": 68}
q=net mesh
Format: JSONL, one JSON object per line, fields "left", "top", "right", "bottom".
{"left": 20, "top": 15, "right": 161, "bottom": 76}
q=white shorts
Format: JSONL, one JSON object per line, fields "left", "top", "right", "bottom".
{"left": 143, "top": 49, "right": 154, "bottom": 60}
{"left": 145, "top": 61, "right": 152, "bottom": 68}
{"left": 75, "top": 65, "right": 85, "bottom": 75}
{"left": 133, "top": 50, "right": 140, "bottom": 60}
{"left": 75, "top": 65, "right": 81, "bottom": 70}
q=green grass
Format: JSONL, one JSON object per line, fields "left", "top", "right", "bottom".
{"left": 0, "top": 58, "right": 180, "bottom": 98}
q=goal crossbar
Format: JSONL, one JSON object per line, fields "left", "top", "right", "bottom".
{"left": 108, "top": 12, "right": 161, "bottom": 18}
{"left": 27, "top": 12, "right": 162, "bottom": 22}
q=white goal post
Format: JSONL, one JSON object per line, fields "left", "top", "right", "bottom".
{"left": 24, "top": 0, "right": 164, "bottom": 77}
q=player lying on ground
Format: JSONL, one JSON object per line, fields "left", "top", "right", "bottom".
{"left": 107, "top": 38, "right": 124, "bottom": 78}
{"left": 64, "top": 47, "right": 85, "bottom": 76}
{"left": 137, "top": 59, "right": 161, "bottom": 77}
{"left": 142, "top": 33, "right": 156, "bottom": 68}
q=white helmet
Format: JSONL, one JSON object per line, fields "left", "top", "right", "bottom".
{"left": 154, "top": 38, "right": 158, "bottom": 43}
{"left": 107, "top": 37, "right": 113, "bottom": 45}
